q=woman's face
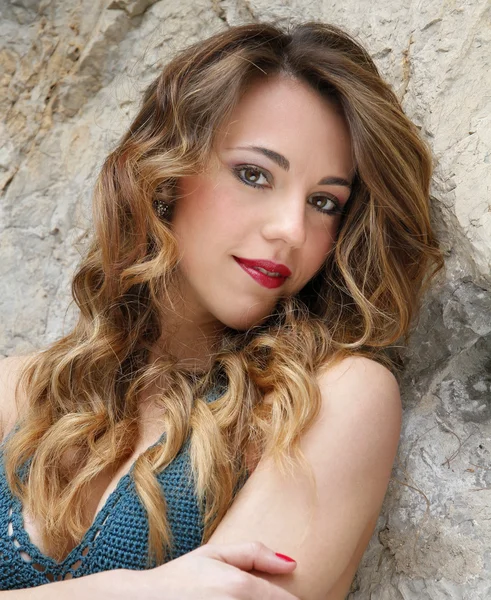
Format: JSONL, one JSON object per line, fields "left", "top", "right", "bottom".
{"left": 170, "top": 75, "right": 354, "bottom": 332}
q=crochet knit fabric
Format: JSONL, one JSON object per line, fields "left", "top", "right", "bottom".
{"left": 0, "top": 385, "right": 241, "bottom": 589}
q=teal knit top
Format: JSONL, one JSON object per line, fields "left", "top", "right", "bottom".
{"left": 0, "top": 385, "right": 244, "bottom": 590}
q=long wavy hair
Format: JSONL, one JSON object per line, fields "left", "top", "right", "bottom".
{"left": 3, "top": 22, "right": 443, "bottom": 564}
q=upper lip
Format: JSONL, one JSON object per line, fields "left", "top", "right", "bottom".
{"left": 234, "top": 256, "right": 292, "bottom": 277}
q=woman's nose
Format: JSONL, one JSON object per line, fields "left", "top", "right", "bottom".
{"left": 261, "top": 194, "right": 307, "bottom": 248}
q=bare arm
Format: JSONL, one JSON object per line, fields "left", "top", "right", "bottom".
{"left": 0, "top": 354, "right": 34, "bottom": 442}
{"left": 207, "top": 356, "right": 402, "bottom": 600}
{"left": 0, "top": 569, "right": 131, "bottom": 599}
{"left": 0, "top": 544, "right": 301, "bottom": 599}
{"left": 0, "top": 356, "right": 299, "bottom": 598}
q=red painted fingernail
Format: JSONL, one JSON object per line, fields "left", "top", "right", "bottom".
{"left": 275, "top": 552, "right": 296, "bottom": 563}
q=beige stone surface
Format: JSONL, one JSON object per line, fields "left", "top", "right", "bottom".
{"left": 1, "top": 0, "right": 490, "bottom": 596}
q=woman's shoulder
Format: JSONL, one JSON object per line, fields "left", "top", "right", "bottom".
{"left": 316, "top": 354, "right": 399, "bottom": 389}
{"left": 0, "top": 354, "right": 34, "bottom": 443}
{"left": 314, "top": 354, "right": 401, "bottom": 440}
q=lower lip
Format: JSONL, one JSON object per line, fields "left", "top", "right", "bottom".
{"left": 234, "top": 257, "right": 287, "bottom": 289}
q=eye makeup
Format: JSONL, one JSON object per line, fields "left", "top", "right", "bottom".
{"left": 231, "top": 163, "right": 345, "bottom": 216}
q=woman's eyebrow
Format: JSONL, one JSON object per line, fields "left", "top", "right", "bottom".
{"left": 229, "top": 145, "right": 352, "bottom": 189}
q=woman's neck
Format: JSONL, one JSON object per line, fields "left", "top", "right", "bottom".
{"left": 151, "top": 320, "right": 225, "bottom": 373}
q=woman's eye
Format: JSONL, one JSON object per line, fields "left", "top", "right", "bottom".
{"left": 232, "top": 168, "right": 342, "bottom": 214}
{"left": 233, "top": 165, "right": 270, "bottom": 188}
{"left": 308, "top": 193, "right": 341, "bottom": 215}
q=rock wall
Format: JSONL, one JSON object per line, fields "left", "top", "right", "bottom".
{"left": 1, "top": 0, "right": 490, "bottom": 597}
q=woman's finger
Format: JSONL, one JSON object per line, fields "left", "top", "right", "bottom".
{"left": 196, "top": 541, "right": 298, "bottom": 575}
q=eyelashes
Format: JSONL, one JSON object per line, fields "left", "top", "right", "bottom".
{"left": 232, "top": 165, "right": 270, "bottom": 189}
{"left": 231, "top": 164, "right": 344, "bottom": 216}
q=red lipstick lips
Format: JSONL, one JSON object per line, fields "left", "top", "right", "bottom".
{"left": 233, "top": 256, "right": 292, "bottom": 289}
{"left": 235, "top": 257, "right": 292, "bottom": 277}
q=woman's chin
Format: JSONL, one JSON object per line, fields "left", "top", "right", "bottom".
{"left": 218, "top": 307, "right": 275, "bottom": 332}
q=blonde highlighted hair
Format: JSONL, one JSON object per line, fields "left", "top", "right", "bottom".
{"left": 3, "top": 22, "right": 443, "bottom": 564}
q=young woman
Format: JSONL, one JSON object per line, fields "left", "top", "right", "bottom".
{"left": 0, "top": 21, "right": 443, "bottom": 599}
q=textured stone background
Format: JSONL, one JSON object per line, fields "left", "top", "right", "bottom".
{"left": 1, "top": 0, "right": 490, "bottom": 597}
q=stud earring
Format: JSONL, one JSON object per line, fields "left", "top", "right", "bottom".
{"left": 153, "top": 199, "right": 171, "bottom": 220}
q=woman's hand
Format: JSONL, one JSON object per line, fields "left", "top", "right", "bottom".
{"left": 130, "top": 541, "right": 300, "bottom": 599}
